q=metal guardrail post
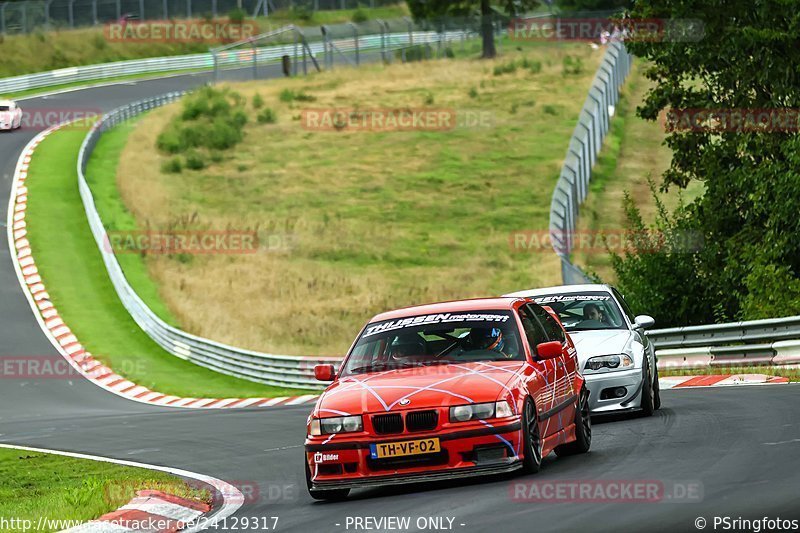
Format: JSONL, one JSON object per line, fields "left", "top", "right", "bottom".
{"left": 251, "top": 40, "right": 257, "bottom": 79}
{"left": 0, "top": 3, "right": 6, "bottom": 34}
{"left": 92, "top": 0, "right": 97, "bottom": 25}
{"left": 376, "top": 18, "right": 386, "bottom": 62}
{"left": 162, "top": 0, "right": 168, "bottom": 18}
{"left": 69, "top": 0, "right": 75, "bottom": 28}
{"left": 138, "top": 0, "right": 144, "bottom": 21}
{"left": 212, "top": 0, "right": 217, "bottom": 18}
{"left": 404, "top": 16, "right": 412, "bottom": 46}
{"left": 115, "top": 0, "right": 121, "bottom": 21}
{"left": 186, "top": 0, "right": 191, "bottom": 18}
{"left": 348, "top": 22, "right": 359, "bottom": 65}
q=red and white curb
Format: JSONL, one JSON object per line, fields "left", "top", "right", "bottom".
{"left": 660, "top": 374, "right": 790, "bottom": 390}
{"left": 7, "top": 124, "right": 319, "bottom": 410}
{"left": 0, "top": 443, "right": 243, "bottom": 533}
{"left": 63, "top": 490, "right": 210, "bottom": 533}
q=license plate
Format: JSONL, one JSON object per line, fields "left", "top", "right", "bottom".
{"left": 369, "top": 438, "right": 440, "bottom": 459}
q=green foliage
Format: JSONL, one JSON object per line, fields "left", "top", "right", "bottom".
{"left": 157, "top": 86, "right": 247, "bottom": 155}
{"left": 252, "top": 93, "right": 264, "bottom": 109}
{"left": 493, "top": 60, "right": 518, "bottom": 76}
{"left": 468, "top": 87, "right": 479, "bottom": 98}
{"left": 351, "top": 8, "right": 369, "bottom": 23}
{"left": 279, "top": 88, "right": 316, "bottom": 103}
{"left": 561, "top": 55, "right": 584, "bottom": 76}
{"left": 227, "top": 7, "right": 247, "bottom": 23}
{"left": 555, "top": 0, "right": 632, "bottom": 11}
{"left": 614, "top": 0, "right": 800, "bottom": 323}
{"left": 257, "top": 107, "right": 277, "bottom": 124}
{"left": 161, "top": 157, "right": 183, "bottom": 174}
{"left": 396, "top": 44, "right": 429, "bottom": 62}
{"left": 184, "top": 150, "right": 206, "bottom": 170}
{"left": 423, "top": 91, "right": 435, "bottom": 105}
{"left": 289, "top": 6, "right": 314, "bottom": 22}
{"left": 542, "top": 104, "right": 558, "bottom": 115}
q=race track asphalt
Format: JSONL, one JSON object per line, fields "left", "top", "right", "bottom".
{"left": 1, "top": 67, "right": 800, "bottom": 533}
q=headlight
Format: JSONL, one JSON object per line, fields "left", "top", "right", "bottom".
{"left": 449, "top": 401, "right": 513, "bottom": 423}
{"left": 584, "top": 354, "right": 634, "bottom": 372}
{"left": 309, "top": 415, "right": 363, "bottom": 436}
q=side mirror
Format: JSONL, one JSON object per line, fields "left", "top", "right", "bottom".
{"left": 314, "top": 364, "right": 336, "bottom": 381}
{"left": 536, "top": 341, "right": 562, "bottom": 360}
{"left": 633, "top": 315, "right": 655, "bottom": 329}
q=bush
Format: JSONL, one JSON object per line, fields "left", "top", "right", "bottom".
{"left": 161, "top": 157, "right": 183, "bottom": 174}
{"left": 423, "top": 92, "right": 434, "bottom": 105}
{"left": 228, "top": 7, "right": 246, "bottom": 23}
{"left": 468, "top": 87, "right": 478, "bottom": 99}
{"left": 289, "top": 6, "right": 313, "bottom": 22}
{"left": 185, "top": 151, "right": 206, "bottom": 170}
{"left": 443, "top": 46, "right": 455, "bottom": 58}
{"left": 493, "top": 60, "right": 518, "bottom": 76}
{"left": 279, "top": 88, "right": 316, "bottom": 103}
{"left": 562, "top": 55, "right": 584, "bottom": 76}
{"left": 351, "top": 8, "right": 368, "bottom": 23}
{"left": 252, "top": 93, "right": 264, "bottom": 109}
{"left": 157, "top": 86, "right": 247, "bottom": 155}
{"left": 542, "top": 104, "right": 558, "bottom": 115}
{"left": 257, "top": 108, "right": 277, "bottom": 124}
{"left": 397, "top": 45, "right": 428, "bottom": 63}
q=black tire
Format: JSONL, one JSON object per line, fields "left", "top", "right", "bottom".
{"left": 653, "top": 362, "right": 662, "bottom": 410}
{"left": 305, "top": 459, "right": 350, "bottom": 501}
{"left": 640, "top": 360, "right": 656, "bottom": 417}
{"left": 554, "top": 386, "right": 592, "bottom": 457}
{"left": 521, "top": 397, "right": 543, "bottom": 474}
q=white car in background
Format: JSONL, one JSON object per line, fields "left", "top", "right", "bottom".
{"left": 0, "top": 100, "right": 23, "bottom": 131}
{"left": 505, "top": 284, "right": 661, "bottom": 416}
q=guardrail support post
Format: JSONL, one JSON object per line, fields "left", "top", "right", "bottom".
{"left": 348, "top": 22, "right": 359, "bottom": 65}
{"left": 186, "top": 0, "right": 191, "bottom": 18}
{"left": 163, "top": 0, "right": 168, "bottom": 19}
{"left": 115, "top": 0, "right": 121, "bottom": 21}
{"left": 0, "top": 3, "right": 7, "bottom": 35}
{"left": 92, "top": 0, "right": 98, "bottom": 25}
{"left": 138, "top": 0, "right": 144, "bottom": 21}
{"left": 212, "top": 0, "right": 217, "bottom": 18}
{"left": 69, "top": 0, "right": 75, "bottom": 28}
{"left": 251, "top": 40, "right": 257, "bottom": 79}
{"left": 376, "top": 18, "right": 387, "bottom": 62}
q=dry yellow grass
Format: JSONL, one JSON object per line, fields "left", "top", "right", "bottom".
{"left": 116, "top": 44, "right": 604, "bottom": 355}
{"left": 573, "top": 63, "right": 703, "bottom": 280}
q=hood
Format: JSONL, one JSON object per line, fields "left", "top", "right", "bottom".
{"left": 568, "top": 329, "right": 634, "bottom": 362}
{"left": 315, "top": 360, "right": 526, "bottom": 416}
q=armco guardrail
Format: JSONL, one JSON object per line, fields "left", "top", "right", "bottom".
{"left": 77, "top": 94, "right": 341, "bottom": 389}
{"left": 0, "top": 23, "right": 474, "bottom": 95}
{"left": 649, "top": 316, "right": 800, "bottom": 369}
{"left": 548, "top": 40, "right": 632, "bottom": 284}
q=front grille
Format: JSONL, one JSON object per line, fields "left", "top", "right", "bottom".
{"left": 406, "top": 410, "right": 438, "bottom": 432}
{"left": 372, "top": 413, "right": 404, "bottom": 434}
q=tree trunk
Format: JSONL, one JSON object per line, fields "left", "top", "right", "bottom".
{"left": 480, "top": 0, "right": 496, "bottom": 58}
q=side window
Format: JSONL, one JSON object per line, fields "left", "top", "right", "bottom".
{"left": 518, "top": 306, "right": 547, "bottom": 354}
{"left": 611, "top": 287, "right": 635, "bottom": 322}
{"left": 527, "top": 304, "right": 566, "bottom": 343}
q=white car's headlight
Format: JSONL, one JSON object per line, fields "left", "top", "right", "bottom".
{"left": 309, "top": 415, "right": 363, "bottom": 436}
{"left": 449, "top": 401, "right": 513, "bottom": 423}
{"left": 584, "top": 354, "right": 634, "bottom": 373}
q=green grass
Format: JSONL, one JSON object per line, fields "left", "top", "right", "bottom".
{"left": 23, "top": 126, "right": 319, "bottom": 398}
{"left": 573, "top": 63, "right": 705, "bottom": 280}
{"left": 0, "top": 447, "right": 208, "bottom": 532}
{"left": 116, "top": 43, "right": 604, "bottom": 355}
{"left": 660, "top": 366, "right": 800, "bottom": 382}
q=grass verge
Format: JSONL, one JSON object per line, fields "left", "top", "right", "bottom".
{"left": 117, "top": 42, "right": 603, "bottom": 356}
{"left": 0, "top": 447, "right": 208, "bottom": 532}
{"left": 23, "top": 125, "right": 318, "bottom": 398}
{"left": 573, "top": 62, "right": 704, "bottom": 280}
{"left": 660, "top": 366, "right": 800, "bottom": 382}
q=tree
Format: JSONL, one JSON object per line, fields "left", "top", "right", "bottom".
{"left": 406, "top": 0, "right": 540, "bottom": 58}
{"left": 611, "top": 0, "right": 800, "bottom": 324}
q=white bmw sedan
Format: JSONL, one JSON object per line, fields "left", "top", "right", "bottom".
{"left": 0, "top": 100, "right": 23, "bottom": 131}
{"left": 505, "top": 284, "right": 661, "bottom": 416}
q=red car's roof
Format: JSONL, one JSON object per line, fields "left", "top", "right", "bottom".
{"left": 370, "top": 297, "right": 525, "bottom": 323}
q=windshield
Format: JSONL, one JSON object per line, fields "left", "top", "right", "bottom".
{"left": 531, "top": 292, "right": 627, "bottom": 331}
{"left": 343, "top": 310, "right": 524, "bottom": 375}
{"left": 0, "top": 106, "right": 10, "bottom": 111}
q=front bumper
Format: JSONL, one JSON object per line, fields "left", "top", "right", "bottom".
{"left": 584, "top": 368, "right": 643, "bottom": 413}
{"left": 306, "top": 421, "right": 522, "bottom": 491}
